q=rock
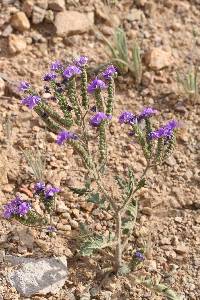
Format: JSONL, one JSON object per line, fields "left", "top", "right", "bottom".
{"left": 11, "top": 12, "right": 30, "bottom": 32}
{"left": 8, "top": 34, "right": 27, "bottom": 54}
{"left": 22, "top": 0, "right": 34, "bottom": 18}
{"left": 56, "top": 201, "right": 69, "bottom": 213}
{"left": 7, "top": 256, "right": 68, "bottom": 297}
{"left": 80, "top": 202, "right": 94, "bottom": 212}
{"left": 32, "top": 6, "right": 46, "bottom": 24}
{"left": 142, "top": 207, "right": 152, "bottom": 216}
{"left": 126, "top": 8, "right": 145, "bottom": 22}
{"left": 17, "top": 228, "right": 34, "bottom": 250}
{"left": 174, "top": 245, "right": 189, "bottom": 255}
{"left": 2, "top": 25, "right": 13, "bottom": 37}
{"left": 48, "top": 0, "right": 65, "bottom": 11}
{"left": 35, "top": 0, "right": 48, "bottom": 9}
{"left": 145, "top": 48, "right": 173, "bottom": 70}
{"left": 54, "top": 11, "right": 94, "bottom": 36}
{"left": 0, "top": 77, "right": 6, "bottom": 96}
{"left": 57, "top": 223, "right": 71, "bottom": 231}
{"left": 45, "top": 9, "right": 54, "bottom": 23}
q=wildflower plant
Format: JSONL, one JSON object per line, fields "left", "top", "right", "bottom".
{"left": 2, "top": 56, "right": 181, "bottom": 298}
{"left": 177, "top": 66, "right": 199, "bottom": 101}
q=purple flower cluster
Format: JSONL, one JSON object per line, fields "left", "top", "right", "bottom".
{"left": 74, "top": 56, "right": 88, "bottom": 67}
{"left": 56, "top": 130, "right": 78, "bottom": 145}
{"left": 87, "top": 78, "right": 107, "bottom": 94}
{"left": 102, "top": 65, "right": 117, "bottom": 80}
{"left": 63, "top": 65, "right": 81, "bottom": 79}
{"left": 21, "top": 95, "right": 41, "bottom": 109}
{"left": 43, "top": 73, "right": 57, "bottom": 81}
{"left": 50, "top": 60, "right": 63, "bottom": 71}
{"left": 149, "top": 120, "right": 178, "bottom": 140}
{"left": 137, "top": 107, "right": 158, "bottom": 122}
{"left": 90, "top": 112, "right": 112, "bottom": 127}
{"left": 34, "top": 182, "right": 60, "bottom": 200}
{"left": 19, "top": 81, "right": 31, "bottom": 92}
{"left": 118, "top": 111, "right": 137, "bottom": 124}
{"left": 134, "top": 251, "right": 145, "bottom": 261}
{"left": 3, "top": 196, "right": 31, "bottom": 219}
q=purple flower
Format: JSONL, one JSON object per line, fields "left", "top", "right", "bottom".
{"left": 149, "top": 120, "right": 178, "bottom": 140}
{"left": 34, "top": 182, "right": 45, "bottom": 194}
{"left": 3, "top": 196, "right": 31, "bottom": 219}
{"left": 56, "top": 130, "right": 78, "bottom": 145}
{"left": 63, "top": 65, "right": 81, "bottom": 79}
{"left": 102, "top": 65, "right": 117, "bottom": 80}
{"left": 50, "top": 60, "right": 63, "bottom": 71}
{"left": 46, "top": 225, "right": 56, "bottom": 233}
{"left": 134, "top": 251, "right": 145, "bottom": 261}
{"left": 43, "top": 73, "right": 57, "bottom": 81}
{"left": 138, "top": 107, "right": 158, "bottom": 122}
{"left": 74, "top": 56, "right": 88, "bottom": 67}
{"left": 44, "top": 186, "right": 60, "bottom": 200}
{"left": 18, "top": 81, "right": 31, "bottom": 92}
{"left": 21, "top": 95, "right": 41, "bottom": 109}
{"left": 90, "top": 112, "right": 112, "bottom": 127}
{"left": 118, "top": 111, "right": 137, "bottom": 124}
{"left": 87, "top": 78, "right": 107, "bottom": 94}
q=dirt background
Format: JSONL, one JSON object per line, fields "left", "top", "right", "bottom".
{"left": 0, "top": 0, "right": 200, "bottom": 299}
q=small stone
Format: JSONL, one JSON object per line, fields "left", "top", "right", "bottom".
{"left": 35, "top": 239, "right": 49, "bottom": 251}
{"left": 57, "top": 223, "right": 71, "bottom": 231}
{"left": 8, "top": 256, "right": 68, "bottom": 297}
{"left": 126, "top": 8, "right": 145, "bottom": 22}
{"left": 160, "top": 237, "right": 171, "bottom": 245}
{"left": 145, "top": 48, "right": 173, "bottom": 70}
{"left": 11, "top": 12, "right": 30, "bottom": 32}
{"left": 57, "top": 201, "right": 69, "bottom": 213}
{"left": 8, "top": 34, "right": 27, "bottom": 54}
{"left": 48, "top": 0, "right": 65, "bottom": 11}
{"left": 54, "top": 11, "right": 94, "bottom": 36}
{"left": 174, "top": 245, "right": 188, "bottom": 255}
{"left": 45, "top": 9, "right": 54, "bottom": 23}
{"left": 32, "top": 6, "right": 46, "bottom": 24}
{"left": 69, "top": 219, "right": 79, "bottom": 229}
{"left": 22, "top": 0, "right": 34, "bottom": 18}
{"left": 2, "top": 25, "right": 13, "bottom": 37}
{"left": 71, "top": 208, "right": 79, "bottom": 218}
{"left": 165, "top": 156, "right": 177, "bottom": 167}
{"left": 35, "top": 0, "right": 48, "bottom": 9}
{"left": 80, "top": 202, "right": 94, "bottom": 212}
{"left": 142, "top": 207, "right": 152, "bottom": 216}
{"left": 0, "top": 77, "right": 6, "bottom": 96}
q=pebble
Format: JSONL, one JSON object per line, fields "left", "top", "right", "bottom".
{"left": 8, "top": 34, "right": 27, "bottom": 54}
{"left": 11, "top": 11, "right": 30, "bottom": 32}
{"left": 145, "top": 47, "right": 173, "bottom": 70}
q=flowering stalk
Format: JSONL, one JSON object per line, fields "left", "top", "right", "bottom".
{"left": 95, "top": 90, "right": 104, "bottom": 112}
{"left": 80, "top": 66, "right": 89, "bottom": 109}
{"left": 106, "top": 77, "right": 115, "bottom": 115}
{"left": 67, "top": 78, "right": 81, "bottom": 125}
{"left": 98, "top": 121, "right": 107, "bottom": 169}
{"left": 34, "top": 106, "right": 61, "bottom": 133}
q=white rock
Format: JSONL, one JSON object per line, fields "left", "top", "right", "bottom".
{"left": 54, "top": 11, "right": 94, "bottom": 36}
{"left": 8, "top": 256, "right": 68, "bottom": 297}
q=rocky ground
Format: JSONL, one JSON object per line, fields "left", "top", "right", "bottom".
{"left": 0, "top": 0, "right": 200, "bottom": 299}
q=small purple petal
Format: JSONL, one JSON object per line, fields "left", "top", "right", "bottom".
{"left": 21, "top": 95, "right": 41, "bottom": 109}
{"left": 87, "top": 78, "right": 107, "bottom": 94}
{"left": 118, "top": 111, "right": 137, "bottom": 124}
{"left": 45, "top": 187, "right": 60, "bottom": 199}
{"left": 149, "top": 120, "right": 179, "bottom": 140}
{"left": 50, "top": 60, "right": 63, "bottom": 71}
{"left": 3, "top": 196, "right": 31, "bottom": 219}
{"left": 63, "top": 65, "right": 81, "bottom": 79}
{"left": 134, "top": 251, "right": 145, "bottom": 261}
{"left": 34, "top": 182, "right": 45, "bottom": 194}
{"left": 56, "top": 130, "right": 78, "bottom": 145}
{"left": 18, "top": 81, "right": 31, "bottom": 92}
{"left": 102, "top": 65, "right": 117, "bottom": 80}
{"left": 43, "top": 73, "right": 57, "bottom": 81}
{"left": 90, "top": 112, "right": 112, "bottom": 127}
{"left": 138, "top": 107, "right": 158, "bottom": 122}
{"left": 74, "top": 56, "right": 88, "bottom": 67}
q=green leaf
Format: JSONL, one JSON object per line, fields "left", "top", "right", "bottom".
{"left": 80, "top": 235, "right": 105, "bottom": 256}
{"left": 67, "top": 180, "right": 91, "bottom": 197}
{"left": 87, "top": 193, "right": 105, "bottom": 207}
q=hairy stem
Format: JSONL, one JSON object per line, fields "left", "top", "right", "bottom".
{"left": 115, "top": 211, "right": 122, "bottom": 270}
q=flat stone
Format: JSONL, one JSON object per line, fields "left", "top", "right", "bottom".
{"left": 11, "top": 11, "right": 30, "bottom": 32}
{"left": 54, "top": 11, "right": 94, "bottom": 36}
{"left": 174, "top": 245, "right": 189, "bottom": 255}
{"left": 7, "top": 256, "right": 68, "bottom": 297}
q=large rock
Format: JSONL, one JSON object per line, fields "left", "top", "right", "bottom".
{"left": 7, "top": 256, "right": 68, "bottom": 297}
{"left": 145, "top": 47, "right": 173, "bottom": 70}
{"left": 8, "top": 34, "right": 27, "bottom": 54}
{"left": 48, "top": 0, "right": 65, "bottom": 11}
{"left": 54, "top": 11, "right": 94, "bottom": 36}
{"left": 10, "top": 12, "right": 30, "bottom": 32}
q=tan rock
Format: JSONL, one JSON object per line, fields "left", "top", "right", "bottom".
{"left": 32, "top": 6, "right": 46, "bottom": 24}
{"left": 22, "top": 0, "right": 34, "bottom": 18}
{"left": 11, "top": 12, "right": 30, "bottom": 32}
{"left": 0, "top": 77, "right": 6, "bottom": 97}
{"left": 48, "top": 0, "right": 65, "bottom": 11}
{"left": 8, "top": 34, "right": 27, "bottom": 54}
{"left": 35, "top": 0, "right": 48, "bottom": 9}
{"left": 54, "top": 11, "right": 94, "bottom": 36}
{"left": 126, "top": 8, "right": 145, "bottom": 22}
{"left": 145, "top": 48, "right": 173, "bottom": 70}
{"left": 175, "top": 244, "right": 189, "bottom": 255}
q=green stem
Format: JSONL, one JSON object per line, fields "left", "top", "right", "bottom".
{"left": 68, "top": 78, "right": 81, "bottom": 125}
{"left": 81, "top": 66, "right": 89, "bottom": 109}
{"left": 106, "top": 77, "right": 115, "bottom": 115}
